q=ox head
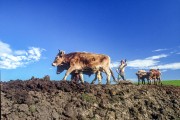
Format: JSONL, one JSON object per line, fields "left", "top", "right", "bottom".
{"left": 56, "top": 65, "right": 65, "bottom": 74}
{"left": 136, "top": 70, "right": 149, "bottom": 79}
{"left": 136, "top": 72, "right": 144, "bottom": 79}
{"left": 52, "top": 50, "right": 65, "bottom": 67}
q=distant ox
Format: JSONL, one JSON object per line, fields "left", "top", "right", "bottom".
{"left": 136, "top": 69, "right": 162, "bottom": 85}
{"left": 136, "top": 70, "right": 150, "bottom": 85}
{"left": 52, "top": 50, "right": 116, "bottom": 84}
{"left": 149, "top": 69, "right": 162, "bottom": 85}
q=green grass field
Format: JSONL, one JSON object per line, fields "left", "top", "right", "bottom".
{"left": 134, "top": 80, "right": 180, "bottom": 86}
{"left": 161, "top": 80, "right": 180, "bottom": 86}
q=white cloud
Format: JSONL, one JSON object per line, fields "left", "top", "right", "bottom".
{"left": 111, "top": 54, "right": 168, "bottom": 69}
{"left": 127, "top": 59, "right": 159, "bottom": 69}
{"left": 152, "top": 48, "right": 168, "bottom": 52}
{"left": 110, "top": 61, "right": 119, "bottom": 68}
{"left": 170, "top": 49, "right": 179, "bottom": 54}
{"left": 0, "top": 40, "right": 12, "bottom": 55}
{"left": 27, "top": 47, "right": 44, "bottom": 61}
{"left": 14, "top": 50, "right": 27, "bottom": 55}
{"left": 146, "top": 54, "right": 168, "bottom": 60}
{"left": 161, "top": 69, "right": 167, "bottom": 72}
{"left": 127, "top": 54, "right": 168, "bottom": 69}
{"left": 111, "top": 54, "right": 180, "bottom": 70}
{"left": 0, "top": 41, "right": 45, "bottom": 69}
{"left": 176, "top": 52, "right": 180, "bottom": 55}
{"left": 110, "top": 59, "right": 159, "bottom": 69}
{"left": 157, "top": 63, "right": 180, "bottom": 70}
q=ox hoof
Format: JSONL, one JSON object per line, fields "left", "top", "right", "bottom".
{"left": 106, "top": 82, "right": 110, "bottom": 85}
{"left": 91, "top": 82, "right": 95, "bottom": 84}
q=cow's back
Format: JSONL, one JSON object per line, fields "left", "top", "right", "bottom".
{"left": 65, "top": 52, "right": 110, "bottom": 68}
{"left": 149, "top": 69, "right": 161, "bottom": 79}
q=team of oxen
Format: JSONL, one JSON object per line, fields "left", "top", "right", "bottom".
{"left": 52, "top": 50, "right": 162, "bottom": 85}
{"left": 136, "top": 69, "right": 162, "bottom": 85}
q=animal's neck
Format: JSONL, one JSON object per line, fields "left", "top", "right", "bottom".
{"left": 63, "top": 54, "right": 71, "bottom": 66}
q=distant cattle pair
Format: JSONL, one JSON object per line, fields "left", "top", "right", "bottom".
{"left": 52, "top": 50, "right": 117, "bottom": 84}
{"left": 136, "top": 69, "right": 162, "bottom": 85}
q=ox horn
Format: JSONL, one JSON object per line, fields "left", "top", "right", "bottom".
{"left": 58, "top": 49, "right": 61, "bottom": 53}
{"left": 58, "top": 50, "right": 65, "bottom": 55}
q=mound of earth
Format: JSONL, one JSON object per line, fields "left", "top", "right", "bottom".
{"left": 1, "top": 78, "right": 180, "bottom": 120}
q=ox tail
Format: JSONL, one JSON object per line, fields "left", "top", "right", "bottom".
{"left": 109, "top": 68, "right": 117, "bottom": 83}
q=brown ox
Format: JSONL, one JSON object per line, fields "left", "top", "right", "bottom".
{"left": 136, "top": 70, "right": 151, "bottom": 85}
{"left": 149, "top": 69, "right": 162, "bottom": 85}
{"left": 52, "top": 50, "right": 116, "bottom": 84}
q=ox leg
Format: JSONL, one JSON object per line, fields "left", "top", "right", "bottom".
{"left": 91, "top": 72, "right": 98, "bottom": 84}
{"left": 153, "top": 79, "right": 156, "bottom": 85}
{"left": 144, "top": 79, "right": 146, "bottom": 84}
{"left": 138, "top": 78, "right": 140, "bottom": 85}
{"left": 79, "top": 72, "right": 84, "bottom": 84}
{"left": 147, "top": 79, "right": 150, "bottom": 85}
{"left": 155, "top": 78, "right": 158, "bottom": 85}
{"left": 97, "top": 71, "right": 102, "bottom": 84}
{"left": 148, "top": 79, "right": 151, "bottom": 85}
{"left": 158, "top": 78, "right": 160, "bottom": 85}
{"left": 142, "top": 79, "right": 143, "bottom": 84}
{"left": 104, "top": 68, "right": 111, "bottom": 84}
{"left": 156, "top": 78, "right": 158, "bottom": 85}
{"left": 159, "top": 77, "right": 162, "bottom": 85}
{"left": 151, "top": 79, "right": 153, "bottom": 85}
{"left": 143, "top": 78, "right": 146, "bottom": 84}
{"left": 157, "top": 77, "right": 161, "bottom": 85}
{"left": 71, "top": 73, "right": 76, "bottom": 82}
{"left": 149, "top": 79, "right": 152, "bottom": 85}
{"left": 63, "top": 67, "right": 75, "bottom": 80}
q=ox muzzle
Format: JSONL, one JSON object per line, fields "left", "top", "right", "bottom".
{"left": 52, "top": 63, "right": 57, "bottom": 66}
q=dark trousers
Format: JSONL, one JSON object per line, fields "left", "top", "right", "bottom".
{"left": 118, "top": 72, "right": 125, "bottom": 80}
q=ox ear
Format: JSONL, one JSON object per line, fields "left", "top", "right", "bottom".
{"left": 59, "top": 50, "right": 65, "bottom": 56}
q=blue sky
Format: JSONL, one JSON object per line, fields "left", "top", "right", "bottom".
{"left": 0, "top": 0, "right": 180, "bottom": 83}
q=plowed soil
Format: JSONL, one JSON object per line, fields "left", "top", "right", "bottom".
{"left": 1, "top": 78, "right": 180, "bottom": 120}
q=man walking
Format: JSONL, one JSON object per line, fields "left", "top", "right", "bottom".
{"left": 116, "top": 59, "right": 127, "bottom": 80}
